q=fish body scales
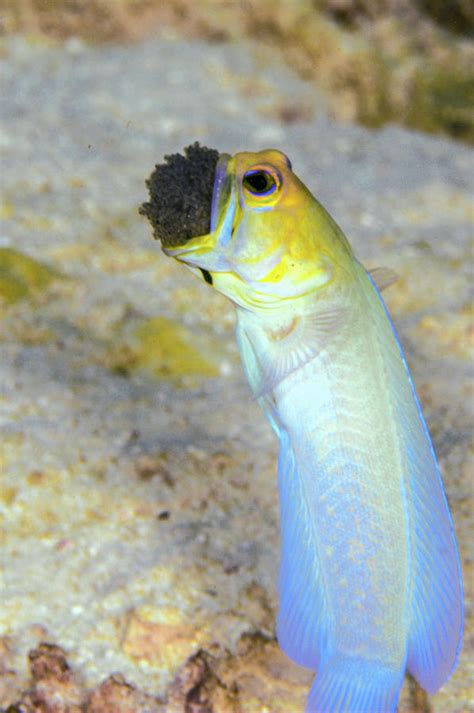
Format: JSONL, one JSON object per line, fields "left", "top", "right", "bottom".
{"left": 241, "top": 265, "right": 462, "bottom": 711}
{"left": 274, "top": 317, "right": 409, "bottom": 669}
{"left": 237, "top": 263, "right": 462, "bottom": 711}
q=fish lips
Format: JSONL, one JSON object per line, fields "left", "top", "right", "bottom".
{"left": 164, "top": 152, "right": 235, "bottom": 272}
{"left": 211, "top": 153, "right": 232, "bottom": 233}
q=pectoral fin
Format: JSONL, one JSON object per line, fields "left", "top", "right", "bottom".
{"left": 239, "top": 305, "right": 346, "bottom": 398}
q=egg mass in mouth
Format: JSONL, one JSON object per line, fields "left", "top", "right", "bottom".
{"left": 140, "top": 142, "right": 220, "bottom": 248}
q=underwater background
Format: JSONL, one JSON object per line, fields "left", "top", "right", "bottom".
{"left": 0, "top": 2, "right": 472, "bottom": 710}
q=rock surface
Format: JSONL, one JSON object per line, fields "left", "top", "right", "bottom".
{"left": 0, "top": 35, "right": 472, "bottom": 711}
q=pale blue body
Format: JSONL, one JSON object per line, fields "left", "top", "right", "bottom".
{"left": 236, "top": 263, "right": 463, "bottom": 712}
{"left": 167, "top": 147, "right": 464, "bottom": 712}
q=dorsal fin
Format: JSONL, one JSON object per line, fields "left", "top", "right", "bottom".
{"left": 368, "top": 266, "right": 398, "bottom": 292}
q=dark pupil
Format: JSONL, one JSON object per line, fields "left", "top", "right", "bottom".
{"left": 245, "top": 171, "right": 272, "bottom": 193}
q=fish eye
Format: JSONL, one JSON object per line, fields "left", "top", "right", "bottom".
{"left": 242, "top": 169, "right": 277, "bottom": 197}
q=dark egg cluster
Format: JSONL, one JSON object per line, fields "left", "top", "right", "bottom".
{"left": 140, "top": 142, "right": 219, "bottom": 247}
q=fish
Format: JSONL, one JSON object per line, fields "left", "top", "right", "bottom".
{"left": 163, "top": 149, "right": 464, "bottom": 712}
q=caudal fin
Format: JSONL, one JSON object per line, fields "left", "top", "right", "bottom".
{"left": 306, "top": 658, "right": 404, "bottom": 713}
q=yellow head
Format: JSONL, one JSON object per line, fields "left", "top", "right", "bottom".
{"left": 164, "top": 149, "right": 353, "bottom": 310}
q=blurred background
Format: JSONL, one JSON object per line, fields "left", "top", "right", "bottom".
{"left": 1, "top": 0, "right": 473, "bottom": 142}
{"left": 0, "top": 2, "right": 472, "bottom": 712}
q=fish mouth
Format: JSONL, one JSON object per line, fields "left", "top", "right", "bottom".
{"left": 164, "top": 152, "right": 235, "bottom": 272}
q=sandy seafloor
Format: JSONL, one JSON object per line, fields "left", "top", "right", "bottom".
{"left": 0, "top": 35, "right": 472, "bottom": 712}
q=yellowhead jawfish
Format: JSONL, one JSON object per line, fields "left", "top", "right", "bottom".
{"left": 143, "top": 147, "right": 463, "bottom": 712}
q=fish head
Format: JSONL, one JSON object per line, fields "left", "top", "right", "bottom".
{"left": 164, "top": 149, "right": 352, "bottom": 309}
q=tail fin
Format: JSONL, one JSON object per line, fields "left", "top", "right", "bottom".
{"left": 306, "top": 658, "right": 404, "bottom": 713}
